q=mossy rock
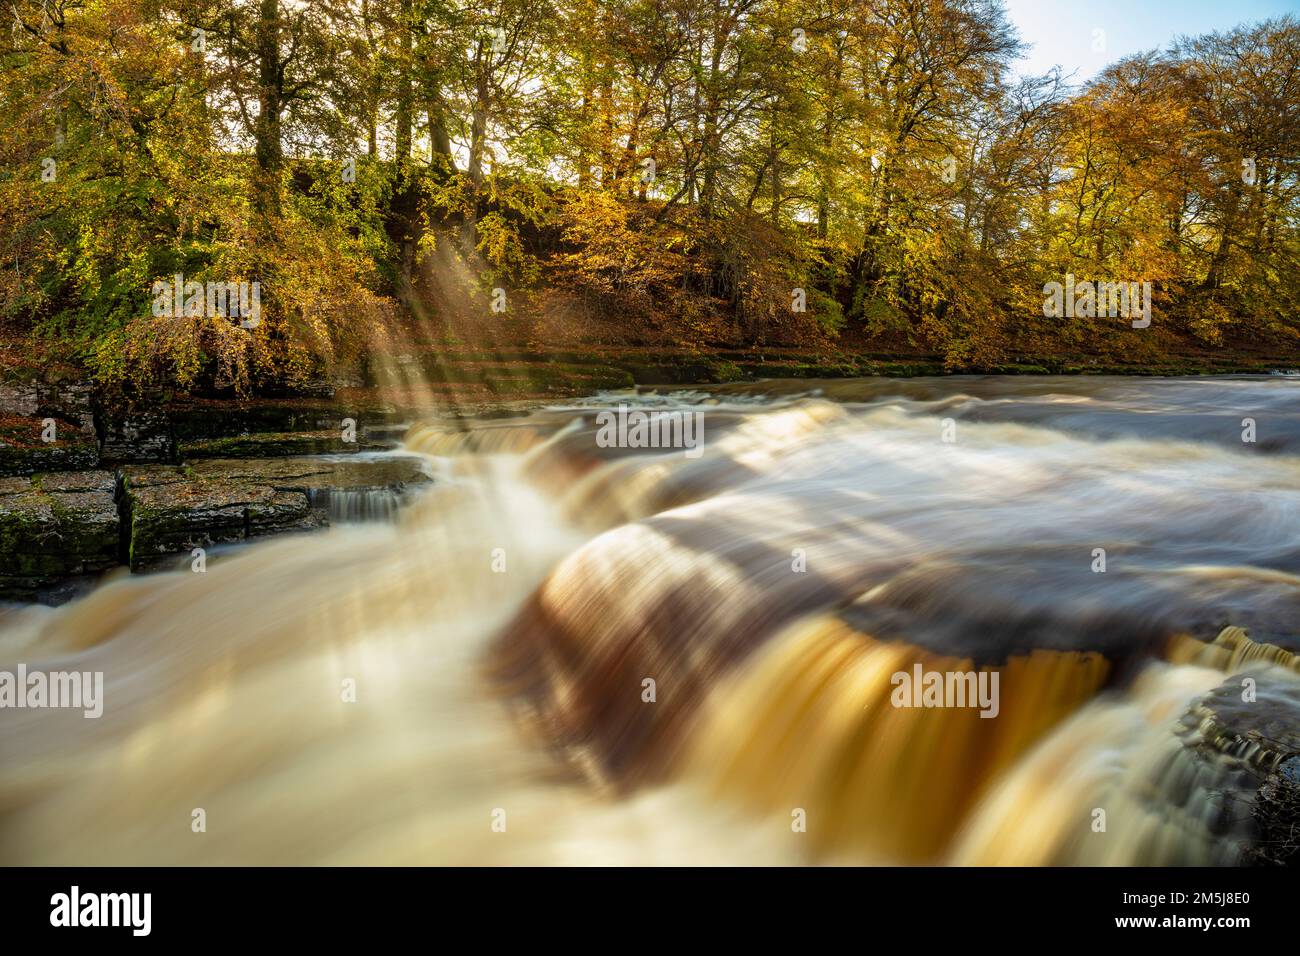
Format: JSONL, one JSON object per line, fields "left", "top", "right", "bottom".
{"left": 620, "top": 363, "right": 717, "bottom": 386}
{"left": 0, "top": 413, "right": 98, "bottom": 477}
{"left": 119, "top": 455, "right": 432, "bottom": 570}
{"left": 164, "top": 398, "right": 408, "bottom": 443}
{"left": 179, "top": 430, "right": 389, "bottom": 460}
{"left": 1252, "top": 756, "right": 1300, "bottom": 866}
{"left": 0, "top": 440, "right": 98, "bottom": 477}
{"left": 481, "top": 363, "right": 634, "bottom": 395}
{"left": 0, "top": 471, "right": 118, "bottom": 598}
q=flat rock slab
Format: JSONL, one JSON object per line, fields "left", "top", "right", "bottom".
{"left": 0, "top": 471, "right": 118, "bottom": 596}
{"left": 164, "top": 396, "right": 408, "bottom": 442}
{"left": 178, "top": 429, "right": 390, "bottom": 459}
{"left": 119, "top": 456, "right": 431, "bottom": 570}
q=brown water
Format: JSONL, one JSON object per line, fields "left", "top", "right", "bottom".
{"left": 2, "top": 375, "right": 1298, "bottom": 864}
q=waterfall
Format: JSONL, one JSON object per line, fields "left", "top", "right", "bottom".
{"left": 2, "top": 377, "right": 1297, "bottom": 864}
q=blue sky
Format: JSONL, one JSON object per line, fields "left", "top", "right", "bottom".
{"left": 1004, "top": 0, "right": 1300, "bottom": 81}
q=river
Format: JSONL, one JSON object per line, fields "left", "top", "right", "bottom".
{"left": 2, "top": 375, "right": 1298, "bottom": 864}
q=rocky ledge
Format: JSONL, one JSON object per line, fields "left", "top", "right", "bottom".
{"left": 0, "top": 372, "right": 452, "bottom": 600}
{"left": 120, "top": 456, "right": 432, "bottom": 571}
{"left": 0, "top": 471, "right": 119, "bottom": 599}
{"left": 178, "top": 429, "right": 389, "bottom": 460}
{"left": 0, "top": 456, "right": 431, "bottom": 598}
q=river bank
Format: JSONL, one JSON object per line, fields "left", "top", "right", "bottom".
{"left": 0, "top": 341, "right": 1295, "bottom": 602}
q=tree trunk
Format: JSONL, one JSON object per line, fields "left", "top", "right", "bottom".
{"left": 394, "top": 0, "right": 413, "bottom": 163}
{"left": 253, "top": 0, "right": 283, "bottom": 216}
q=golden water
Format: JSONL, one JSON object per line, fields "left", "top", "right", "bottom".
{"left": 2, "top": 377, "right": 1298, "bottom": 864}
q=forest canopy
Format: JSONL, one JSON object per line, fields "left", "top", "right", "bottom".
{"left": 2, "top": 0, "right": 1298, "bottom": 392}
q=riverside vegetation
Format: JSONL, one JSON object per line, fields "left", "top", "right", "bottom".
{"left": 0, "top": 1, "right": 1298, "bottom": 601}
{"left": 0, "top": 1, "right": 1297, "bottom": 396}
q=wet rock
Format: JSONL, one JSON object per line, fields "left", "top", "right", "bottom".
{"left": 0, "top": 381, "right": 95, "bottom": 432}
{"left": 94, "top": 407, "right": 176, "bottom": 464}
{"left": 121, "top": 468, "right": 313, "bottom": 565}
{"left": 170, "top": 456, "right": 430, "bottom": 489}
{"left": 119, "top": 456, "right": 431, "bottom": 570}
{"left": 1252, "top": 755, "right": 1300, "bottom": 866}
{"left": 178, "top": 429, "right": 390, "bottom": 459}
{"left": 0, "top": 382, "right": 99, "bottom": 476}
{"left": 0, "top": 471, "right": 118, "bottom": 598}
{"left": 166, "top": 397, "right": 403, "bottom": 443}
{"left": 0, "top": 426, "right": 98, "bottom": 476}
{"left": 1177, "top": 656, "right": 1300, "bottom": 865}
{"left": 367, "top": 357, "right": 635, "bottom": 394}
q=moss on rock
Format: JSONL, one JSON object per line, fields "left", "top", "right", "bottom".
{"left": 0, "top": 471, "right": 118, "bottom": 598}
{"left": 119, "top": 456, "right": 432, "bottom": 570}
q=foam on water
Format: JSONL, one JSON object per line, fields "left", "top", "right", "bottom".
{"left": 2, "top": 376, "right": 1298, "bottom": 864}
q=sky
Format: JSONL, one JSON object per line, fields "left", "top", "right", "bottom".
{"left": 1004, "top": 0, "right": 1300, "bottom": 81}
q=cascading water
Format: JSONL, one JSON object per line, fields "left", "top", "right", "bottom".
{"left": 1, "top": 376, "right": 1298, "bottom": 864}
{"left": 307, "top": 486, "right": 406, "bottom": 524}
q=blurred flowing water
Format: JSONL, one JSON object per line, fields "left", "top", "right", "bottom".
{"left": 2, "top": 375, "right": 1298, "bottom": 865}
